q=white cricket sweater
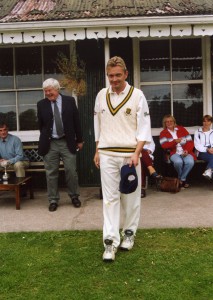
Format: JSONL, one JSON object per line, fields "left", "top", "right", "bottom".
{"left": 94, "top": 83, "right": 151, "bottom": 157}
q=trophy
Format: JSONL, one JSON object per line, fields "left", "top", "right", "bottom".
{"left": 1, "top": 160, "right": 10, "bottom": 181}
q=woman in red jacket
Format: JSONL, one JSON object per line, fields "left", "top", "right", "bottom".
{"left": 159, "top": 114, "right": 196, "bottom": 188}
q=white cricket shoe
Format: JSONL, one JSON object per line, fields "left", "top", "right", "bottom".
{"left": 103, "top": 239, "right": 117, "bottom": 262}
{"left": 202, "top": 168, "right": 212, "bottom": 180}
{"left": 120, "top": 229, "right": 134, "bottom": 251}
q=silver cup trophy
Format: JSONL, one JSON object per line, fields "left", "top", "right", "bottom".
{"left": 1, "top": 161, "right": 10, "bottom": 181}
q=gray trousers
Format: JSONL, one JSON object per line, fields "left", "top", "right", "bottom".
{"left": 43, "top": 139, "right": 79, "bottom": 204}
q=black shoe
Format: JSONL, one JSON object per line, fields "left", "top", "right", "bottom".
{"left": 72, "top": 197, "right": 81, "bottom": 208}
{"left": 141, "top": 189, "right": 146, "bottom": 198}
{"left": 181, "top": 181, "right": 190, "bottom": 188}
{"left": 150, "top": 172, "right": 162, "bottom": 180}
{"left": 49, "top": 203, "right": 58, "bottom": 212}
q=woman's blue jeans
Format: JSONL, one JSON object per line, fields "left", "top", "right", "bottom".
{"left": 198, "top": 152, "right": 213, "bottom": 169}
{"left": 170, "top": 153, "right": 194, "bottom": 181}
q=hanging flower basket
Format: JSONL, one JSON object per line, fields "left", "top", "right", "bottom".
{"left": 56, "top": 51, "right": 87, "bottom": 97}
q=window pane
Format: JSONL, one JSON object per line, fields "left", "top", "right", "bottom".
{"left": 43, "top": 44, "right": 69, "bottom": 80}
{"left": 0, "top": 92, "right": 17, "bottom": 130}
{"left": 172, "top": 39, "right": 202, "bottom": 80}
{"left": 15, "top": 47, "right": 42, "bottom": 88}
{"left": 0, "top": 48, "right": 14, "bottom": 89}
{"left": 18, "top": 90, "right": 43, "bottom": 130}
{"left": 140, "top": 40, "right": 170, "bottom": 82}
{"left": 173, "top": 84, "right": 203, "bottom": 126}
{"left": 142, "top": 85, "right": 171, "bottom": 127}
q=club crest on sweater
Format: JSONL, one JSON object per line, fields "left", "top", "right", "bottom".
{"left": 125, "top": 108, "right": 131, "bottom": 115}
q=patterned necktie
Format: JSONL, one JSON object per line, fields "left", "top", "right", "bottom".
{"left": 53, "top": 101, "right": 64, "bottom": 138}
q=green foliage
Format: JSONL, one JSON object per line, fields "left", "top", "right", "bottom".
{"left": 0, "top": 111, "right": 17, "bottom": 131}
{"left": 0, "top": 228, "right": 212, "bottom": 300}
{"left": 19, "top": 109, "right": 38, "bottom": 130}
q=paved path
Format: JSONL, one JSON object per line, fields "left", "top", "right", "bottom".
{"left": 0, "top": 181, "right": 212, "bottom": 232}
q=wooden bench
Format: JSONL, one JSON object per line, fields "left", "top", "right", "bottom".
{"left": 23, "top": 145, "right": 64, "bottom": 172}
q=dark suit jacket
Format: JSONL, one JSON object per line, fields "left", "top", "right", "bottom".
{"left": 37, "top": 94, "right": 83, "bottom": 156}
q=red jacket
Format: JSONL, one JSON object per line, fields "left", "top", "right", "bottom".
{"left": 159, "top": 125, "right": 197, "bottom": 160}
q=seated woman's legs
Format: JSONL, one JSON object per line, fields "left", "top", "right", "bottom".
{"left": 141, "top": 150, "right": 153, "bottom": 169}
{"left": 140, "top": 150, "right": 162, "bottom": 198}
{"left": 140, "top": 160, "right": 148, "bottom": 189}
{"left": 170, "top": 154, "right": 184, "bottom": 180}
{"left": 140, "top": 150, "right": 155, "bottom": 198}
{"left": 198, "top": 152, "right": 213, "bottom": 169}
{"left": 141, "top": 150, "right": 159, "bottom": 177}
{"left": 170, "top": 154, "right": 194, "bottom": 187}
{"left": 181, "top": 155, "right": 194, "bottom": 182}
{"left": 140, "top": 155, "right": 149, "bottom": 198}
{"left": 198, "top": 152, "right": 213, "bottom": 179}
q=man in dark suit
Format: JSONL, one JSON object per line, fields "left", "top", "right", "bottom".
{"left": 37, "top": 78, "right": 83, "bottom": 211}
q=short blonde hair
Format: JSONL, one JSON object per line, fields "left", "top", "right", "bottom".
{"left": 162, "top": 114, "right": 176, "bottom": 129}
{"left": 42, "top": 78, "right": 61, "bottom": 91}
{"left": 106, "top": 56, "right": 127, "bottom": 72}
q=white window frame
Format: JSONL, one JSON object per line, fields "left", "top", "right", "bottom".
{"left": 0, "top": 42, "right": 75, "bottom": 142}
{"left": 133, "top": 37, "right": 212, "bottom": 136}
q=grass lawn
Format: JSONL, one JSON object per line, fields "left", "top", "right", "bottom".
{"left": 0, "top": 228, "right": 212, "bottom": 300}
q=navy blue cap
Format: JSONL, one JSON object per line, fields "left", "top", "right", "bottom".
{"left": 119, "top": 164, "right": 138, "bottom": 194}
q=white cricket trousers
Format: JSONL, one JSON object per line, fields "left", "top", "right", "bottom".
{"left": 99, "top": 153, "right": 141, "bottom": 248}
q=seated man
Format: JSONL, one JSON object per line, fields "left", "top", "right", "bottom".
{"left": 0, "top": 122, "right": 29, "bottom": 177}
{"left": 141, "top": 137, "right": 161, "bottom": 198}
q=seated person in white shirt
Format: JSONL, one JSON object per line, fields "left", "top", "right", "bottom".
{"left": 194, "top": 114, "right": 213, "bottom": 180}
